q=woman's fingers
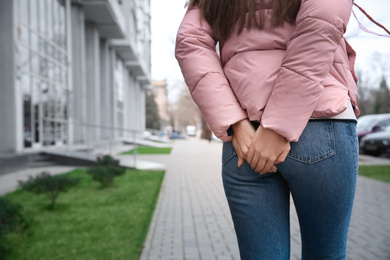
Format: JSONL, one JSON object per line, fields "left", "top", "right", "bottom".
{"left": 247, "top": 126, "right": 290, "bottom": 174}
{"left": 275, "top": 146, "right": 290, "bottom": 165}
{"left": 232, "top": 123, "right": 289, "bottom": 173}
{"left": 248, "top": 147, "right": 279, "bottom": 174}
{"left": 254, "top": 157, "right": 266, "bottom": 173}
{"left": 270, "top": 165, "right": 277, "bottom": 173}
{"left": 231, "top": 119, "right": 256, "bottom": 167}
{"left": 247, "top": 148, "right": 256, "bottom": 169}
{"left": 259, "top": 159, "right": 275, "bottom": 175}
{"left": 237, "top": 156, "right": 245, "bottom": 167}
{"left": 232, "top": 138, "right": 249, "bottom": 167}
{"left": 248, "top": 145, "right": 270, "bottom": 174}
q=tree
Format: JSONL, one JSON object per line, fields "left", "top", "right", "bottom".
{"left": 373, "top": 75, "right": 390, "bottom": 114}
{"left": 87, "top": 155, "right": 126, "bottom": 188}
{"left": 145, "top": 90, "right": 161, "bottom": 130}
{"left": 200, "top": 116, "right": 212, "bottom": 141}
{"left": 356, "top": 53, "right": 390, "bottom": 116}
{"left": 18, "top": 172, "right": 80, "bottom": 209}
{"left": 171, "top": 84, "right": 201, "bottom": 130}
{"left": 356, "top": 70, "right": 375, "bottom": 116}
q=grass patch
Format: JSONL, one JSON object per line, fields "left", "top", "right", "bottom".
{"left": 359, "top": 165, "right": 390, "bottom": 183}
{"left": 121, "top": 146, "right": 172, "bottom": 155}
{"left": 3, "top": 168, "right": 164, "bottom": 260}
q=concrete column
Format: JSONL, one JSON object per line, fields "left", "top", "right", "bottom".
{"left": 110, "top": 49, "right": 117, "bottom": 139}
{"left": 71, "top": 5, "right": 87, "bottom": 144}
{"left": 0, "top": 0, "right": 17, "bottom": 154}
{"left": 128, "top": 73, "right": 136, "bottom": 132}
{"left": 123, "top": 68, "right": 130, "bottom": 138}
{"left": 140, "top": 87, "right": 146, "bottom": 133}
{"left": 85, "top": 22, "right": 101, "bottom": 142}
{"left": 100, "top": 39, "right": 111, "bottom": 140}
{"left": 135, "top": 81, "right": 141, "bottom": 131}
{"left": 66, "top": 0, "right": 73, "bottom": 146}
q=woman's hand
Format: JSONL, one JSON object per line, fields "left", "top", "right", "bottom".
{"left": 247, "top": 126, "right": 290, "bottom": 174}
{"left": 231, "top": 119, "right": 255, "bottom": 167}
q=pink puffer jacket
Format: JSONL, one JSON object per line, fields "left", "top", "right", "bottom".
{"left": 175, "top": 0, "right": 359, "bottom": 142}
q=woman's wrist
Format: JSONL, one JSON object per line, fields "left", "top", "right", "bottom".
{"left": 231, "top": 119, "right": 250, "bottom": 132}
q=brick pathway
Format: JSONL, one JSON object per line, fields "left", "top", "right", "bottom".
{"left": 140, "top": 139, "right": 390, "bottom": 260}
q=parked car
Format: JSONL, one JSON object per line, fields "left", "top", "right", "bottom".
{"left": 186, "top": 125, "right": 197, "bottom": 137}
{"left": 357, "top": 113, "right": 390, "bottom": 141}
{"left": 169, "top": 131, "right": 187, "bottom": 140}
{"left": 360, "top": 126, "right": 390, "bottom": 156}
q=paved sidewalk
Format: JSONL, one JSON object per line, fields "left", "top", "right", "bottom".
{"left": 140, "top": 139, "right": 390, "bottom": 260}
{"left": 0, "top": 166, "right": 77, "bottom": 196}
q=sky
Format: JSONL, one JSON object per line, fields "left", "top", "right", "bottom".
{"left": 151, "top": 0, "right": 390, "bottom": 102}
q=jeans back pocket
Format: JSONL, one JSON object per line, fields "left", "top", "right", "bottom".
{"left": 287, "top": 121, "right": 335, "bottom": 164}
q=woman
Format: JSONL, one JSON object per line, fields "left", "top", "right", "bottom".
{"left": 175, "top": 0, "right": 359, "bottom": 259}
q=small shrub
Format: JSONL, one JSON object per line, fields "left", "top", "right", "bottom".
{"left": 18, "top": 172, "right": 80, "bottom": 209}
{"left": 94, "top": 155, "right": 121, "bottom": 167}
{"left": 0, "top": 197, "right": 28, "bottom": 258}
{"left": 87, "top": 155, "right": 126, "bottom": 188}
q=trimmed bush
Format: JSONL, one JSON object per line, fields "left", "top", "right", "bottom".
{"left": 87, "top": 155, "right": 126, "bottom": 188}
{"left": 0, "top": 197, "right": 28, "bottom": 258}
{"left": 18, "top": 172, "right": 80, "bottom": 209}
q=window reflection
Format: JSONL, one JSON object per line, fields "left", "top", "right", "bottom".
{"left": 115, "top": 60, "right": 124, "bottom": 137}
{"left": 19, "top": 0, "right": 29, "bottom": 25}
{"left": 22, "top": 74, "right": 32, "bottom": 148}
{"left": 32, "top": 79, "right": 40, "bottom": 143}
{"left": 20, "top": 0, "right": 68, "bottom": 148}
{"left": 30, "top": 0, "right": 38, "bottom": 31}
{"left": 39, "top": 1, "right": 45, "bottom": 34}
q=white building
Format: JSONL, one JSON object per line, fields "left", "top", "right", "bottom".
{"left": 0, "top": 0, "right": 151, "bottom": 173}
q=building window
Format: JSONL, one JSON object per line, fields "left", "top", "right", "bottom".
{"left": 18, "top": 0, "right": 69, "bottom": 148}
{"left": 115, "top": 59, "right": 124, "bottom": 137}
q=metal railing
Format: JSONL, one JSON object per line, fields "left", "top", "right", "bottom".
{"left": 42, "top": 117, "right": 142, "bottom": 158}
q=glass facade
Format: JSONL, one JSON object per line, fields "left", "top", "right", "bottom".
{"left": 0, "top": 0, "right": 150, "bottom": 157}
{"left": 115, "top": 59, "right": 124, "bottom": 137}
{"left": 18, "top": 0, "right": 69, "bottom": 148}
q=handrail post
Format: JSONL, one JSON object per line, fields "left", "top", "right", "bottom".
{"left": 133, "top": 131, "right": 137, "bottom": 168}
{"left": 67, "top": 119, "right": 70, "bottom": 154}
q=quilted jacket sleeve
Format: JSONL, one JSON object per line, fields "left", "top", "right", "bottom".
{"left": 261, "top": 0, "right": 354, "bottom": 142}
{"left": 175, "top": 7, "right": 247, "bottom": 142}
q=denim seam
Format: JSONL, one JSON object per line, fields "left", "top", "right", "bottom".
{"left": 287, "top": 121, "right": 336, "bottom": 164}
{"left": 349, "top": 122, "right": 359, "bottom": 179}
{"left": 347, "top": 121, "right": 354, "bottom": 136}
{"left": 287, "top": 150, "right": 336, "bottom": 164}
{"left": 222, "top": 150, "right": 237, "bottom": 166}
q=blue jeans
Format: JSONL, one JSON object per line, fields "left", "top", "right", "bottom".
{"left": 222, "top": 120, "right": 358, "bottom": 260}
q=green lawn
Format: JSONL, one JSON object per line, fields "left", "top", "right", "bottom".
{"left": 121, "top": 146, "right": 172, "bottom": 155}
{"left": 359, "top": 165, "right": 390, "bottom": 183}
{"left": 3, "top": 168, "right": 164, "bottom": 260}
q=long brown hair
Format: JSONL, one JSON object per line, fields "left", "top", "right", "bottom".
{"left": 186, "top": 0, "right": 301, "bottom": 41}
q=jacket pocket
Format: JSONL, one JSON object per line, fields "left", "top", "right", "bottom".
{"left": 287, "top": 121, "right": 335, "bottom": 164}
